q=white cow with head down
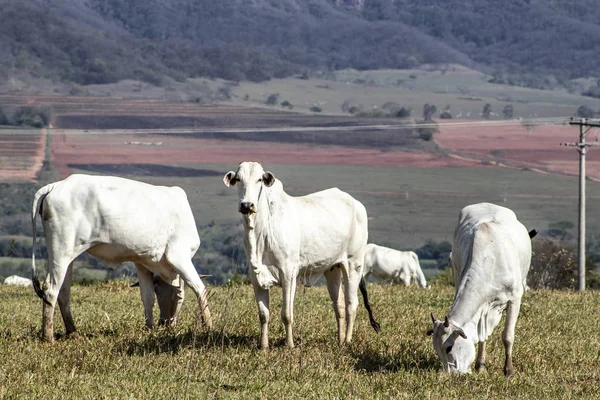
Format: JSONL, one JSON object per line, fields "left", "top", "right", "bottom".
{"left": 363, "top": 244, "right": 428, "bottom": 288}
{"left": 428, "top": 202, "right": 536, "bottom": 376}
{"left": 223, "top": 162, "right": 379, "bottom": 350}
{"left": 31, "top": 174, "right": 213, "bottom": 342}
{"left": 4, "top": 275, "right": 33, "bottom": 286}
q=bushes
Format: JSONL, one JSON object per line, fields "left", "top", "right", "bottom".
{"left": 0, "top": 105, "right": 54, "bottom": 128}
{"left": 529, "top": 238, "right": 576, "bottom": 289}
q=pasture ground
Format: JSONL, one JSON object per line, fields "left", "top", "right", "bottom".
{"left": 0, "top": 282, "right": 599, "bottom": 399}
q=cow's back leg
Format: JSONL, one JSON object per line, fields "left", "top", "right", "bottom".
{"left": 324, "top": 266, "right": 345, "bottom": 345}
{"left": 342, "top": 260, "right": 361, "bottom": 344}
{"left": 250, "top": 270, "right": 270, "bottom": 350}
{"left": 502, "top": 298, "right": 522, "bottom": 377}
{"left": 135, "top": 264, "right": 156, "bottom": 329}
{"left": 57, "top": 262, "right": 76, "bottom": 335}
{"left": 42, "top": 254, "right": 74, "bottom": 342}
{"left": 169, "top": 258, "right": 213, "bottom": 329}
{"left": 280, "top": 271, "right": 297, "bottom": 348}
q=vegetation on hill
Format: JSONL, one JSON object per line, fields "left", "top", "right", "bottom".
{"left": 2, "top": 0, "right": 600, "bottom": 89}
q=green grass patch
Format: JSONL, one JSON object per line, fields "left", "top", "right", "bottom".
{"left": 1, "top": 282, "right": 599, "bottom": 398}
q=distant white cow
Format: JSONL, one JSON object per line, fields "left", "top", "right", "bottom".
{"left": 223, "top": 162, "right": 379, "bottom": 350}
{"left": 363, "top": 244, "right": 428, "bottom": 288}
{"left": 4, "top": 275, "right": 33, "bottom": 286}
{"left": 428, "top": 202, "right": 536, "bottom": 376}
{"left": 31, "top": 174, "right": 212, "bottom": 342}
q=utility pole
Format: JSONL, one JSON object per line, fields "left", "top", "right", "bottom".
{"left": 562, "top": 118, "right": 600, "bottom": 291}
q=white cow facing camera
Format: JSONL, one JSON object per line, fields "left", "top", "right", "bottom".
{"left": 224, "top": 161, "right": 380, "bottom": 350}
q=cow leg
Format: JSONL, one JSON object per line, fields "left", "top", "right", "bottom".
{"left": 281, "top": 274, "right": 297, "bottom": 348}
{"left": 42, "top": 256, "right": 72, "bottom": 342}
{"left": 250, "top": 273, "right": 270, "bottom": 350}
{"left": 475, "top": 342, "right": 487, "bottom": 372}
{"left": 57, "top": 261, "right": 76, "bottom": 335}
{"left": 324, "top": 267, "right": 345, "bottom": 345}
{"left": 135, "top": 264, "right": 155, "bottom": 329}
{"left": 502, "top": 298, "right": 521, "bottom": 377}
{"left": 343, "top": 261, "right": 361, "bottom": 344}
{"left": 172, "top": 259, "right": 213, "bottom": 329}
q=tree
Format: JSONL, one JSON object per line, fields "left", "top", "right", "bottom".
{"left": 423, "top": 103, "right": 437, "bottom": 121}
{"left": 395, "top": 107, "right": 411, "bottom": 118}
{"left": 266, "top": 93, "right": 279, "bottom": 105}
{"left": 482, "top": 103, "right": 492, "bottom": 119}
{"left": 503, "top": 104, "right": 514, "bottom": 119}
{"left": 577, "top": 105, "right": 595, "bottom": 118}
{"left": 439, "top": 105, "right": 452, "bottom": 119}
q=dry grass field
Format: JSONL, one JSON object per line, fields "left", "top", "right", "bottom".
{"left": 0, "top": 282, "right": 599, "bottom": 399}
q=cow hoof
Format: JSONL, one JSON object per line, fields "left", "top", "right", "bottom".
{"left": 475, "top": 362, "right": 486, "bottom": 372}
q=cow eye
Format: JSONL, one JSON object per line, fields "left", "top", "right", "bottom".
{"left": 445, "top": 345, "right": 453, "bottom": 354}
{"left": 257, "top": 178, "right": 262, "bottom": 183}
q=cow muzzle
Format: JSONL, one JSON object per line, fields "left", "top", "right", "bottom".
{"left": 239, "top": 201, "right": 257, "bottom": 215}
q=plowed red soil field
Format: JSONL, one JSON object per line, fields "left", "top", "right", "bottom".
{"left": 435, "top": 120, "right": 600, "bottom": 180}
{"left": 49, "top": 130, "right": 482, "bottom": 178}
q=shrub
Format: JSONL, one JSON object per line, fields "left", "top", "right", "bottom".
{"left": 395, "top": 107, "right": 411, "bottom": 118}
{"left": 266, "top": 93, "right": 279, "bottom": 105}
{"left": 309, "top": 106, "right": 322, "bottom": 113}
{"left": 528, "top": 238, "right": 576, "bottom": 289}
{"left": 280, "top": 100, "right": 293, "bottom": 109}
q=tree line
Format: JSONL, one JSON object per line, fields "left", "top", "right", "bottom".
{"left": 2, "top": 0, "right": 600, "bottom": 89}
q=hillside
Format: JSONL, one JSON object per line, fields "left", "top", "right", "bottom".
{"left": 2, "top": 0, "right": 600, "bottom": 89}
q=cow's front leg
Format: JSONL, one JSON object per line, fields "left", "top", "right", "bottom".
{"left": 281, "top": 273, "right": 297, "bottom": 348}
{"left": 324, "top": 267, "right": 345, "bottom": 345}
{"left": 475, "top": 342, "right": 487, "bottom": 372}
{"left": 251, "top": 275, "right": 270, "bottom": 350}
{"left": 135, "top": 264, "right": 155, "bottom": 329}
{"left": 343, "top": 261, "right": 361, "bottom": 344}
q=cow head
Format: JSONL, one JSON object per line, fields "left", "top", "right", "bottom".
{"left": 223, "top": 162, "right": 275, "bottom": 215}
{"left": 130, "top": 276, "right": 183, "bottom": 326}
{"left": 154, "top": 276, "right": 184, "bottom": 326}
{"left": 427, "top": 313, "right": 474, "bottom": 374}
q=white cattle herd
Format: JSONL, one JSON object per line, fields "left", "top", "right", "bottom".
{"left": 5, "top": 161, "right": 540, "bottom": 376}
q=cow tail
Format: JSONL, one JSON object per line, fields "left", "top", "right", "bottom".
{"left": 31, "top": 183, "right": 55, "bottom": 305}
{"left": 359, "top": 276, "right": 381, "bottom": 333}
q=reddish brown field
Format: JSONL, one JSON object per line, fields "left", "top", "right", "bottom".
{"left": 0, "top": 129, "right": 45, "bottom": 181}
{"left": 49, "top": 130, "right": 482, "bottom": 178}
{"left": 2, "top": 94, "right": 594, "bottom": 181}
{"left": 436, "top": 120, "right": 600, "bottom": 180}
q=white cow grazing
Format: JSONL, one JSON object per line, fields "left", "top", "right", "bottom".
{"left": 131, "top": 275, "right": 186, "bottom": 327}
{"left": 31, "top": 174, "right": 212, "bottom": 342}
{"left": 363, "top": 244, "right": 428, "bottom": 288}
{"left": 428, "top": 202, "right": 536, "bottom": 376}
{"left": 223, "top": 162, "right": 379, "bottom": 350}
{"left": 4, "top": 275, "right": 33, "bottom": 286}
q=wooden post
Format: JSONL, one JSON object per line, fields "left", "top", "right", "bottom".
{"left": 563, "top": 118, "right": 600, "bottom": 291}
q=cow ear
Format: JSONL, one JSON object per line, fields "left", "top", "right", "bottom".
{"left": 262, "top": 171, "right": 275, "bottom": 187}
{"left": 223, "top": 171, "right": 237, "bottom": 187}
{"left": 455, "top": 327, "right": 467, "bottom": 339}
